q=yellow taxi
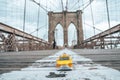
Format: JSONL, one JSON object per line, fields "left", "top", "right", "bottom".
{"left": 56, "top": 53, "right": 73, "bottom": 71}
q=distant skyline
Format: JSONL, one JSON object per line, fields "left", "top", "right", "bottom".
{"left": 0, "top": 0, "right": 120, "bottom": 46}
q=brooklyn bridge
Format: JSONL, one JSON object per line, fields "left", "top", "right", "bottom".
{"left": 0, "top": 0, "right": 120, "bottom": 80}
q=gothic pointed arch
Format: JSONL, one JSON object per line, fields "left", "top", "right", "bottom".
{"left": 54, "top": 24, "right": 64, "bottom": 46}
{"left": 68, "top": 23, "right": 77, "bottom": 46}
{"left": 48, "top": 10, "right": 83, "bottom": 47}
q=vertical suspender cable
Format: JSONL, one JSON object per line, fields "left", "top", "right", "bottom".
{"left": 89, "top": 0, "right": 95, "bottom": 35}
{"left": 37, "top": 0, "right": 40, "bottom": 37}
{"left": 105, "top": 0, "right": 112, "bottom": 49}
{"left": 23, "top": 0, "right": 26, "bottom": 32}
{"left": 61, "top": 0, "right": 64, "bottom": 11}
{"left": 82, "top": 0, "right": 86, "bottom": 39}
{"left": 66, "top": 0, "right": 68, "bottom": 11}
{"left": 78, "top": 0, "right": 79, "bottom": 10}
{"left": 46, "top": 0, "right": 48, "bottom": 39}
{"left": 23, "top": 0, "right": 26, "bottom": 51}
{"left": 105, "top": 0, "right": 111, "bottom": 29}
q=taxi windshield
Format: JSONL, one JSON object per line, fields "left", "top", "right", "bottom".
{"left": 60, "top": 57, "right": 69, "bottom": 60}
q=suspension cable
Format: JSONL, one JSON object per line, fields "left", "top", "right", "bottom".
{"left": 73, "top": 0, "right": 89, "bottom": 10}
{"left": 23, "top": 0, "right": 26, "bottom": 32}
{"left": 82, "top": 0, "right": 94, "bottom": 10}
{"left": 37, "top": 0, "right": 40, "bottom": 37}
{"left": 105, "top": 0, "right": 111, "bottom": 29}
{"left": 89, "top": 0, "right": 95, "bottom": 35}
{"left": 22, "top": 0, "right": 27, "bottom": 50}
{"left": 48, "top": 0, "right": 58, "bottom": 11}
{"left": 30, "top": 24, "right": 47, "bottom": 34}
{"left": 66, "top": 0, "right": 68, "bottom": 11}
{"left": 30, "top": 0, "right": 48, "bottom": 12}
{"left": 61, "top": 0, "right": 64, "bottom": 11}
{"left": 84, "top": 23, "right": 103, "bottom": 32}
{"left": 70, "top": 0, "right": 80, "bottom": 10}
{"left": 39, "top": 4, "right": 51, "bottom": 11}
{"left": 82, "top": 0, "right": 86, "bottom": 39}
{"left": 105, "top": 0, "right": 112, "bottom": 49}
{"left": 46, "top": 0, "right": 48, "bottom": 34}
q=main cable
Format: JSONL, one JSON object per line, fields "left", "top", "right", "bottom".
{"left": 70, "top": 0, "right": 80, "bottom": 10}
{"left": 82, "top": 0, "right": 94, "bottom": 10}
{"left": 30, "top": 0, "right": 48, "bottom": 12}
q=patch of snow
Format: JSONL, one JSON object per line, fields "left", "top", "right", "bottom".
{"left": 0, "top": 49, "right": 120, "bottom": 80}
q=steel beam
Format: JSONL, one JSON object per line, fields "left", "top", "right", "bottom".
{"left": 104, "top": 36, "right": 120, "bottom": 38}
{"left": 84, "top": 24, "right": 120, "bottom": 43}
{"left": 0, "top": 22, "right": 49, "bottom": 44}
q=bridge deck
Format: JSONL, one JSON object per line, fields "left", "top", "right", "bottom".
{"left": 0, "top": 49, "right": 120, "bottom": 74}
{"left": 73, "top": 49, "right": 120, "bottom": 70}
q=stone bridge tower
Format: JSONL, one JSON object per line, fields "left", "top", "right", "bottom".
{"left": 48, "top": 10, "right": 83, "bottom": 47}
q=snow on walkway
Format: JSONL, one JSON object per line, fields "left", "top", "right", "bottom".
{"left": 0, "top": 49, "right": 120, "bottom": 80}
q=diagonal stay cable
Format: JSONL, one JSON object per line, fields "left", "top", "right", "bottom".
{"left": 82, "top": 0, "right": 94, "bottom": 10}
{"left": 48, "top": 0, "right": 58, "bottom": 11}
{"left": 30, "top": 24, "right": 47, "bottom": 34}
{"left": 72, "top": 0, "right": 92, "bottom": 11}
{"left": 69, "top": 0, "right": 80, "bottom": 10}
{"left": 84, "top": 23, "right": 103, "bottom": 32}
{"left": 30, "top": 0, "right": 48, "bottom": 12}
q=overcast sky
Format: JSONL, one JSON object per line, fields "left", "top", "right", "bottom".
{"left": 0, "top": 0, "right": 120, "bottom": 46}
